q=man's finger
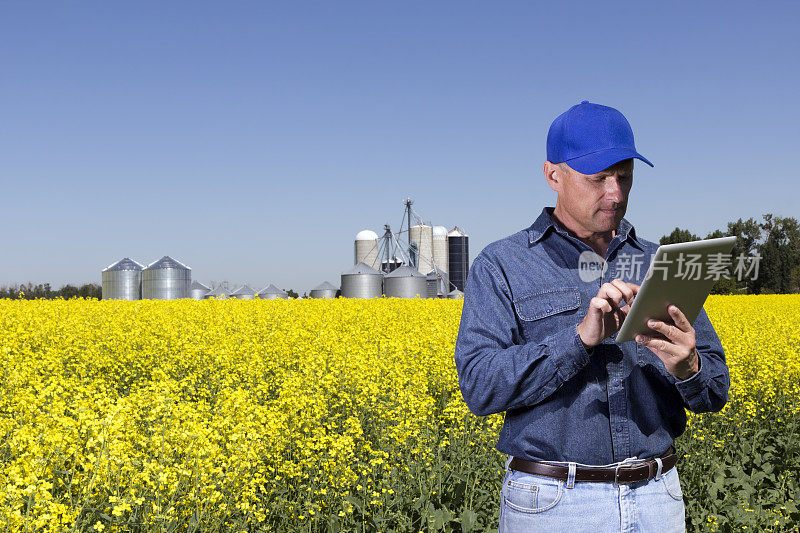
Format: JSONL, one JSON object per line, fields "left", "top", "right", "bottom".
{"left": 646, "top": 318, "right": 688, "bottom": 344}
{"left": 590, "top": 297, "right": 614, "bottom": 315}
{"left": 666, "top": 304, "right": 692, "bottom": 333}
{"left": 598, "top": 284, "right": 631, "bottom": 313}
{"left": 609, "top": 279, "right": 637, "bottom": 305}
{"left": 635, "top": 332, "right": 683, "bottom": 358}
{"left": 598, "top": 283, "right": 624, "bottom": 305}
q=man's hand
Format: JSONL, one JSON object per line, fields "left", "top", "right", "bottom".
{"left": 577, "top": 279, "right": 639, "bottom": 350}
{"left": 635, "top": 304, "right": 699, "bottom": 380}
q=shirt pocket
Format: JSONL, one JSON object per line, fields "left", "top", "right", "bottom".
{"left": 513, "top": 287, "right": 582, "bottom": 343}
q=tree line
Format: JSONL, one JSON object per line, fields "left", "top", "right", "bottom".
{"left": 659, "top": 213, "right": 800, "bottom": 294}
{"left": 0, "top": 282, "right": 102, "bottom": 300}
{"left": 0, "top": 282, "right": 299, "bottom": 300}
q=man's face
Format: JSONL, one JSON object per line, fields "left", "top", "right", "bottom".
{"left": 548, "top": 159, "right": 634, "bottom": 236}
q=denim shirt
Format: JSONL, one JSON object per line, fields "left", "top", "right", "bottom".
{"left": 454, "top": 207, "right": 730, "bottom": 464}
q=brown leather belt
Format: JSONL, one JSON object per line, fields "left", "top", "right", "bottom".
{"left": 508, "top": 446, "right": 677, "bottom": 484}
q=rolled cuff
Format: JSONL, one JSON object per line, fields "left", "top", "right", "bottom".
{"left": 550, "top": 323, "right": 593, "bottom": 382}
{"left": 674, "top": 357, "right": 707, "bottom": 404}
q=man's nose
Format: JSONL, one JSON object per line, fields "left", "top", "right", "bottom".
{"left": 605, "top": 177, "right": 625, "bottom": 203}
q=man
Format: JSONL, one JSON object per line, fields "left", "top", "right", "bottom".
{"left": 454, "top": 101, "right": 729, "bottom": 532}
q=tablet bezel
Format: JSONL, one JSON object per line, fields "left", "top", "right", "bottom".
{"left": 614, "top": 236, "right": 737, "bottom": 343}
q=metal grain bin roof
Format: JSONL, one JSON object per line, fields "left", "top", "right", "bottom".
{"left": 342, "top": 262, "right": 382, "bottom": 276}
{"left": 231, "top": 284, "right": 257, "bottom": 297}
{"left": 190, "top": 281, "right": 210, "bottom": 300}
{"left": 205, "top": 285, "right": 231, "bottom": 298}
{"left": 145, "top": 256, "right": 191, "bottom": 271}
{"left": 312, "top": 281, "right": 338, "bottom": 291}
{"left": 385, "top": 265, "right": 425, "bottom": 278}
{"left": 259, "top": 283, "right": 288, "bottom": 296}
{"left": 191, "top": 281, "right": 210, "bottom": 291}
{"left": 103, "top": 258, "right": 144, "bottom": 272}
{"left": 447, "top": 289, "right": 464, "bottom": 299}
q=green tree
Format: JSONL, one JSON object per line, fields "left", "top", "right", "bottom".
{"left": 727, "top": 217, "right": 761, "bottom": 258}
{"left": 659, "top": 227, "right": 699, "bottom": 245}
{"left": 723, "top": 217, "right": 762, "bottom": 294}
{"left": 703, "top": 229, "right": 736, "bottom": 294}
{"left": 284, "top": 288, "right": 299, "bottom": 299}
{"left": 753, "top": 214, "right": 800, "bottom": 294}
{"left": 704, "top": 219, "right": 763, "bottom": 294}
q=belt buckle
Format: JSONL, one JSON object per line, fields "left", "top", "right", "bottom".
{"left": 614, "top": 463, "right": 636, "bottom": 485}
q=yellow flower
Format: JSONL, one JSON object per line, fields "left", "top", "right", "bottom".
{"left": 0, "top": 295, "right": 796, "bottom": 530}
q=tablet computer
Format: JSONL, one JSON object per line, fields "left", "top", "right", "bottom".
{"left": 615, "top": 236, "right": 737, "bottom": 343}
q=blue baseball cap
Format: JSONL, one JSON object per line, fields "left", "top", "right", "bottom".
{"left": 546, "top": 101, "right": 653, "bottom": 175}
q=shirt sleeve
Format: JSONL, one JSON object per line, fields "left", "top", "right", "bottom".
{"left": 454, "top": 256, "right": 593, "bottom": 417}
{"left": 672, "top": 306, "right": 730, "bottom": 413}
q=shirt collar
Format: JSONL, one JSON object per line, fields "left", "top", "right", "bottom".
{"left": 527, "top": 207, "right": 643, "bottom": 249}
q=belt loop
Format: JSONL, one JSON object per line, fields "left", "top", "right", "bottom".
{"left": 654, "top": 457, "right": 663, "bottom": 480}
{"left": 566, "top": 462, "right": 577, "bottom": 489}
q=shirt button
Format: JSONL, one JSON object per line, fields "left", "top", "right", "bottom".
{"left": 616, "top": 425, "right": 623, "bottom": 433}
{"left": 545, "top": 304, "right": 553, "bottom": 313}
{"left": 614, "top": 379, "right": 622, "bottom": 387}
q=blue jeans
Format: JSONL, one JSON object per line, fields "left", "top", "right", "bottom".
{"left": 499, "top": 459, "right": 686, "bottom": 532}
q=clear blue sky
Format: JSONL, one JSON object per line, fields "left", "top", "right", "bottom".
{"left": 2, "top": 1, "right": 798, "bottom": 292}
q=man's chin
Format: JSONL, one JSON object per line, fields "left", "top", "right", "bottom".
{"left": 593, "top": 217, "right": 621, "bottom": 233}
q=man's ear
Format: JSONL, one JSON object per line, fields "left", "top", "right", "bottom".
{"left": 543, "top": 161, "right": 562, "bottom": 193}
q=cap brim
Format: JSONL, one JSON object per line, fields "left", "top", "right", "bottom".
{"left": 564, "top": 148, "right": 653, "bottom": 175}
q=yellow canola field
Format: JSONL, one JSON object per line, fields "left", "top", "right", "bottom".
{"left": 0, "top": 295, "right": 797, "bottom": 531}
{"left": 704, "top": 295, "right": 800, "bottom": 413}
{"left": 0, "top": 298, "right": 498, "bottom": 531}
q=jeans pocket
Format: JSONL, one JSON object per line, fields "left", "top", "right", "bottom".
{"left": 661, "top": 467, "right": 683, "bottom": 501}
{"left": 503, "top": 471, "right": 564, "bottom": 514}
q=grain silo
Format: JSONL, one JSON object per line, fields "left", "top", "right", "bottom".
{"left": 447, "top": 289, "right": 464, "bottom": 299}
{"left": 432, "top": 226, "right": 449, "bottom": 273}
{"left": 340, "top": 262, "right": 383, "bottom": 298}
{"left": 190, "top": 281, "right": 210, "bottom": 300}
{"left": 410, "top": 224, "right": 433, "bottom": 274}
{"left": 204, "top": 285, "right": 230, "bottom": 299}
{"left": 354, "top": 230, "right": 380, "bottom": 269}
{"left": 426, "top": 268, "right": 450, "bottom": 298}
{"left": 381, "top": 255, "right": 403, "bottom": 274}
{"left": 447, "top": 227, "right": 469, "bottom": 292}
{"left": 384, "top": 265, "right": 426, "bottom": 298}
{"left": 231, "top": 284, "right": 257, "bottom": 299}
{"left": 142, "top": 256, "right": 191, "bottom": 299}
{"left": 101, "top": 258, "right": 144, "bottom": 300}
{"left": 258, "top": 284, "right": 289, "bottom": 299}
{"left": 309, "top": 281, "right": 338, "bottom": 299}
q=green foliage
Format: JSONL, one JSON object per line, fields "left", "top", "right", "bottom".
{"left": 752, "top": 214, "right": 800, "bottom": 295}
{"left": 677, "top": 391, "right": 799, "bottom": 531}
{"left": 0, "top": 282, "right": 102, "bottom": 300}
{"left": 659, "top": 214, "right": 800, "bottom": 294}
{"left": 660, "top": 227, "right": 700, "bottom": 245}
